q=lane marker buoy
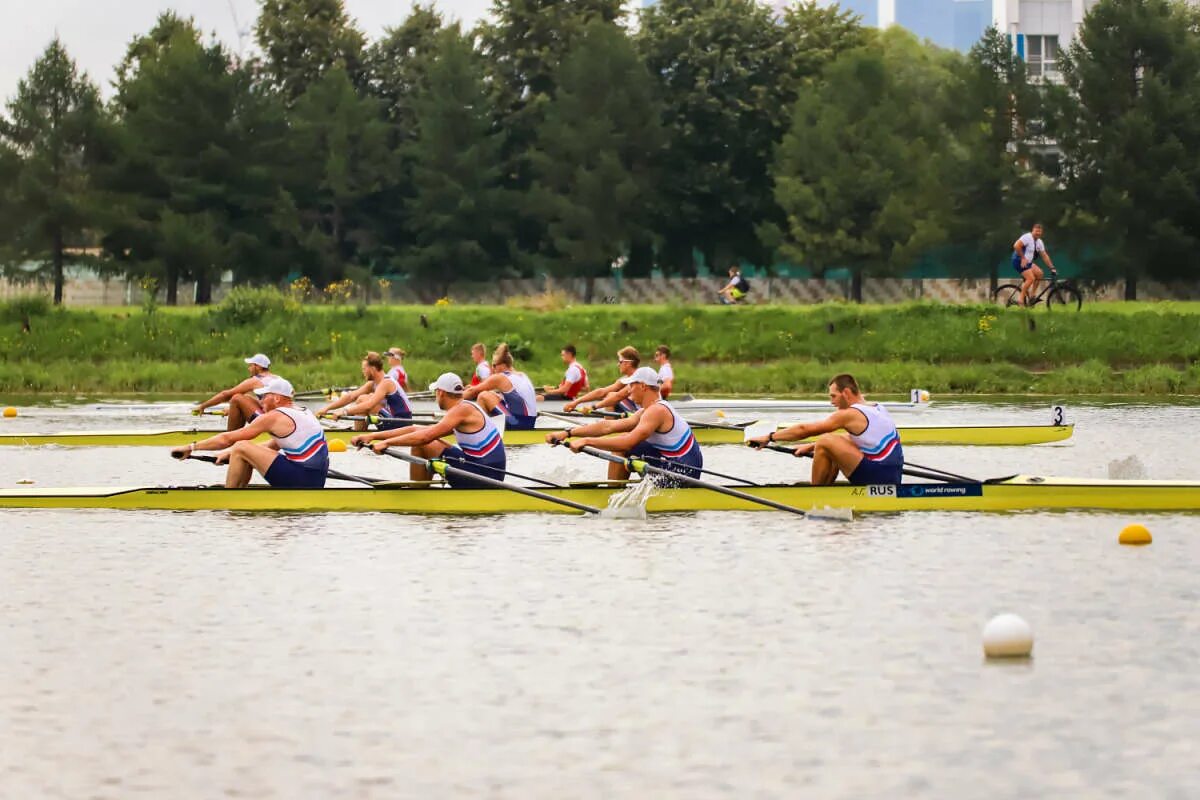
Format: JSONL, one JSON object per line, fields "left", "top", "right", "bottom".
{"left": 982, "top": 613, "right": 1033, "bottom": 658}
{"left": 2, "top": 407, "right": 16, "bottom": 418}
{"left": 1118, "top": 523, "right": 1152, "bottom": 545}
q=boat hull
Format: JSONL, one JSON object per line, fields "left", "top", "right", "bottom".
{"left": 0, "top": 424, "right": 1073, "bottom": 448}
{"left": 1, "top": 476, "right": 1195, "bottom": 514}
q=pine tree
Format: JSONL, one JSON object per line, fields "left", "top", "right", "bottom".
{"left": 0, "top": 39, "right": 105, "bottom": 304}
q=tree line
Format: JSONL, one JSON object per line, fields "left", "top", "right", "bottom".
{"left": 1, "top": 0, "right": 1197, "bottom": 304}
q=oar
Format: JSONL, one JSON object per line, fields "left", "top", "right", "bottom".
{"left": 173, "top": 452, "right": 386, "bottom": 486}
{"left": 436, "top": 455, "right": 565, "bottom": 489}
{"left": 294, "top": 386, "right": 356, "bottom": 400}
{"left": 571, "top": 444, "right": 811, "bottom": 516}
{"left": 753, "top": 443, "right": 979, "bottom": 483}
{"left": 320, "top": 413, "right": 441, "bottom": 424}
{"left": 541, "top": 408, "right": 753, "bottom": 432}
{"left": 375, "top": 447, "right": 601, "bottom": 514}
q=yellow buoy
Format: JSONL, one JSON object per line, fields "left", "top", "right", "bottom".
{"left": 715, "top": 410, "right": 726, "bottom": 418}
{"left": 328, "top": 438, "right": 348, "bottom": 453}
{"left": 1118, "top": 523, "right": 1152, "bottom": 546}
{"left": 919, "top": 390, "right": 931, "bottom": 403}
{"left": 2, "top": 407, "right": 16, "bottom": 418}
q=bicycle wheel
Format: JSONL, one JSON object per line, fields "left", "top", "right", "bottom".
{"left": 1046, "top": 284, "right": 1082, "bottom": 311}
{"left": 992, "top": 284, "right": 1024, "bottom": 308}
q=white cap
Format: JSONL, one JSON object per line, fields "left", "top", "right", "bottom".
{"left": 256, "top": 377, "right": 294, "bottom": 398}
{"left": 620, "top": 366, "right": 661, "bottom": 387}
{"left": 244, "top": 353, "right": 271, "bottom": 369}
{"left": 429, "top": 372, "right": 465, "bottom": 395}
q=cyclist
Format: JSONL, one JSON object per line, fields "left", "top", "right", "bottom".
{"left": 1012, "top": 223, "right": 1057, "bottom": 307}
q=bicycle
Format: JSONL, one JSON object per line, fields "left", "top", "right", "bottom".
{"left": 992, "top": 270, "right": 1083, "bottom": 311}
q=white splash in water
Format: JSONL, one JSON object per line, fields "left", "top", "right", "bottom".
{"left": 1107, "top": 455, "right": 1147, "bottom": 480}
{"left": 600, "top": 478, "right": 657, "bottom": 519}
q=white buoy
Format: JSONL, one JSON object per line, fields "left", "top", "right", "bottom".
{"left": 982, "top": 613, "right": 1033, "bottom": 658}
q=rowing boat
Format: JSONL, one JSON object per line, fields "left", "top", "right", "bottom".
{"left": 0, "top": 423, "right": 1073, "bottom": 448}
{"left": 1, "top": 475, "right": 1195, "bottom": 513}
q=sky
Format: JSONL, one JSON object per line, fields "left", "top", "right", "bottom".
{"left": 0, "top": 0, "right": 495, "bottom": 102}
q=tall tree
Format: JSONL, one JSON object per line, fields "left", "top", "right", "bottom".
{"left": 255, "top": 0, "right": 366, "bottom": 104}
{"left": 400, "top": 27, "right": 510, "bottom": 296}
{"left": 769, "top": 28, "right": 955, "bottom": 301}
{"left": 637, "top": 0, "right": 793, "bottom": 273}
{"left": 479, "top": 0, "right": 625, "bottom": 271}
{"left": 1057, "top": 0, "right": 1200, "bottom": 298}
{"left": 0, "top": 40, "right": 105, "bottom": 304}
{"left": 529, "top": 20, "right": 663, "bottom": 299}
{"left": 285, "top": 65, "right": 391, "bottom": 284}
{"left": 366, "top": 4, "right": 445, "bottom": 132}
{"left": 106, "top": 14, "right": 294, "bottom": 303}
{"left": 942, "top": 25, "right": 1042, "bottom": 292}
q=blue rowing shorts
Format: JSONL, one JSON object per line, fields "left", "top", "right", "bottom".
{"left": 440, "top": 445, "right": 507, "bottom": 488}
{"left": 848, "top": 455, "right": 903, "bottom": 486}
{"left": 264, "top": 454, "right": 327, "bottom": 488}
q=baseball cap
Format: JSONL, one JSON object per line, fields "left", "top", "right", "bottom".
{"left": 244, "top": 353, "right": 271, "bottom": 369}
{"left": 428, "top": 372, "right": 465, "bottom": 394}
{"left": 620, "top": 366, "right": 661, "bottom": 387}
{"left": 257, "top": 377, "right": 294, "bottom": 398}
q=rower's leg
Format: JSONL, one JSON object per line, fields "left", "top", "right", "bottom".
{"left": 225, "top": 441, "right": 278, "bottom": 488}
{"left": 410, "top": 440, "right": 449, "bottom": 481}
{"left": 607, "top": 459, "right": 631, "bottom": 481}
{"left": 811, "top": 434, "right": 863, "bottom": 485}
{"left": 226, "top": 394, "right": 260, "bottom": 431}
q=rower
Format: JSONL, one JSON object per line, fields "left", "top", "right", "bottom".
{"left": 563, "top": 346, "right": 641, "bottom": 415}
{"left": 385, "top": 347, "right": 409, "bottom": 391}
{"left": 653, "top": 344, "right": 675, "bottom": 400}
{"left": 314, "top": 351, "right": 412, "bottom": 430}
{"left": 353, "top": 372, "right": 505, "bottom": 487}
{"left": 469, "top": 342, "right": 491, "bottom": 386}
{"left": 171, "top": 378, "right": 327, "bottom": 488}
{"left": 547, "top": 366, "right": 702, "bottom": 484}
{"left": 748, "top": 373, "right": 904, "bottom": 485}
{"left": 463, "top": 343, "right": 538, "bottom": 430}
{"left": 539, "top": 344, "right": 589, "bottom": 401}
{"left": 192, "top": 353, "right": 280, "bottom": 431}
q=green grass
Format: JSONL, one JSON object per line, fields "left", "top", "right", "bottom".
{"left": 2, "top": 297, "right": 1199, "bottom": 395}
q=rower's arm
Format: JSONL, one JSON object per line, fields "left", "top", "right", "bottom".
{"left": 195, "top": 377, "right": 259, "bottom": 411}
{"left": 316, "top": 382, "right": 370, "bottom": 416}
{"left": 342, "top": 380, "right": 390, "bottom": 416}
{"left": 595, "top": 386, "right": 632, "bottom": 410}
{"left": 463, "top": 374, "right": 507, "bottom": 400}
{"left": 579, "top": 409, "right": 657, "bottom": 453}
{"left": 771, "top": 409, "right": 856, "bottom": 442}
{"left": 180, "top": 410, "right": 278, "bottom": 453}
{"left": 371, "top": 409, "right": 462, "bottom": 448}
{"left": 557, "top": 413, "right": 635, "bottom": 440}
{"left": 569, "top": 381, "right": 619, "bottom": 406}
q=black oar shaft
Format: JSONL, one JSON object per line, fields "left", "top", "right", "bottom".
{"left": 577, "top": 445, "right": 806, "bottom": 516}
{"left": 176, "top": 452, "right": 384, "bottom": 486}
{"left": 756, "top": 443, "right": 978, "bottom": 484}
{"left": 380, "top": 448, "right": 599, "bottom": 514}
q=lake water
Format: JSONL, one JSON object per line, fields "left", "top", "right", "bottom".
{"left": 1, "top": 398, "right": 1197, "bottom": 798}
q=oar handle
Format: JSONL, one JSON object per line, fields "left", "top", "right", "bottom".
{"left": 752, "top": 441, "right": 978, "bottom": 484}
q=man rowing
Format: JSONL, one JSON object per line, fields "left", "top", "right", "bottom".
{"left": 539, "top": 344, "right": 589, "bottom": 401}
{"left": 352, "top": 372, "right": 505, "bottom": 487}
{"left": 385, "top": 347, "right": 410, "bottom": 391}
{"left": 469, "top": 343, "right": 491, "bottom": 386}
{"left": 563, "top": 346, "right": 640, "bottom": 414}
{"left": 171, "top": 378, "right": 327, "bottom": 488}
{"left": 314, "top": 351, "right": 412, "bottom": 430}
{"left": 463, "top": 343, "right": 538, "bottom": 430}
{"left": 192, "top": 353, "right": 279, "bottom": 431}
{"left": 1012, "top": 223, "right": 1057, "bottom": 307}
{"left": 654, "top": 345, "right": 675, "bottom": 400}
{"left": 547, "top": 366, "right": 702, "bottom": 484}
{"left": 747, "top": 373, "right": 903, "bottom": 485}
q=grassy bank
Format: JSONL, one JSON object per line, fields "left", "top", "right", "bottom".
{"left": 2, "top": 297, "right": 1199, "bottom": 395}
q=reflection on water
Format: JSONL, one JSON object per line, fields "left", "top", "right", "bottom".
{"left": 0, "top": 401, "right": 1198, "bottom": 797}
